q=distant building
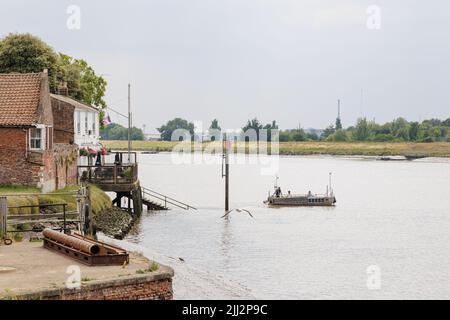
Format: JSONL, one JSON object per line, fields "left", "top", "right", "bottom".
{"left": 0, "top": 71, "right": 78, "bottom": 191}
{"left": 144, "top": 133, "right": 161, "bottom": 141}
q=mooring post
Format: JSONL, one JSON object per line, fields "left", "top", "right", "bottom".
{"left": 223, "top": 133, "right": 229, "bottom": 211}
{"left": 85, "top": 185, "right": 94, "bottom": 237}
{"left": 63, "top": 203, "right": 67, "bottom": 234}
{"left": 0, "top": 196, "right": 7, "bottom": 239}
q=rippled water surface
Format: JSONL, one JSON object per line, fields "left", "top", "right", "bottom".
{"left": 126, "top": 153, "right": 450, "bottom": 299}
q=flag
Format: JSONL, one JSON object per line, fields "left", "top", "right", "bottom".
{"left": 102, "top": 113, "right": 112, "bottom": 126}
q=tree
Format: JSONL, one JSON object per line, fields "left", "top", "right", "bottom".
{"left": 0, "top": 33, "right": 59, "bottom": 89}
{"left": 0, "top": 33, "right": 107, "bottom": 126}
{"left": 306, "top": 132, "right": 319, "bottom": 141}
{"left": 291, "top": 128, "right": 306, "bottom": 141}
{"left": 327, "top": 129, "right": 349, "bottom": 142}
{"left": 335, "top": 117, "right": 342, "bottom": 130}
{"left": 209, "top": 119, "right": 221, "bottom": 131}
{"left": 443, "top": 118, "right": 450, "bottom": 127}
{"left": 279, "top": 131, "right": 291, "bottom": 142}
{"left": 100, "top": 123, "right": 144, "bottom": 140}
{"left": 58, "top": 53, "right": 107, "bottom": 109}
{"left": 242, "top": 118, "right": 263, "bottom": 133}
{"left": 408, "top": 122, "right": 419, "bottom": 141}
{"left": 321, "top": 125, "right": 335, "bottom": 140}
{"left": 354, "top": 118, "right": 370, "bottom": 141}
{"left": 157, "top": 118, "right": 194, "bottom": 141}
{"left": 242, "top": 118, "right": 263, "bottom": 141}
{"left": 263, "top": 120, "right": 278, "bottom": 141}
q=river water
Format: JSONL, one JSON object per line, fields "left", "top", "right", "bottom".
{"left": 125, "top": 153, "right": 450, "bottom": 299}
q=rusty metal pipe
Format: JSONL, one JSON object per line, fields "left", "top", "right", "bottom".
{"left": 43, "top": 228, "right": 100, "bottom": 255}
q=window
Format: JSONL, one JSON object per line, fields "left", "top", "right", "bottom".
{"left": 84, "top": 112, "right": 88, "bottom": 134}
{"left": 30, "top": 127, "right": 45, "bottom": 150}
{"left": 91, "top": 112, "right": 96, "bottom": 135}
{"left": 76, "top": 111, "right": 81, "bottom": 134}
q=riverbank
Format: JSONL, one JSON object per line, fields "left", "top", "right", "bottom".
{"left": 102, "top": 141, "right": 450, "bottom": 158}
{"left": 0, "top": 241, "right": 173, "bottom": 300}
{"left": 0, "top": 184, "right": 134, "bottom": 241}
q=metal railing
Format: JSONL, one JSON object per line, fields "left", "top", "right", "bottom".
{"left": 78, "top": 164, "right": 138, "bottom": 185}
{"left": 103, "top": 152, "right": 138, "bottom": 165}
{"left": 6, "top": 203, "right": 76, "bottom": 234}
{"left": 141, "top": 187, "right": 197, "bottom": 210}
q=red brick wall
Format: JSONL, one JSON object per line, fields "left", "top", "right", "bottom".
{"left": 0, "top": 128, "right": 34, "bottom": 186}
{"left": 0, "top": 127, "right": 56, "bottom": 191}
{"left": 17, "top": 277, "right": 173, "bottom": 300}
{"left": 51, "top": 97, "right": 75, "bottom": 144}
{"left": 58, "top": 279, "right": 173, "bottom": 300}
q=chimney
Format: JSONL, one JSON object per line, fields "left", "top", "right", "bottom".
{"left": 57, "top": 81, "right": 68, "bottom": 96}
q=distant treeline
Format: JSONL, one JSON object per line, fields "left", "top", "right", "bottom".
{"left": 156, "top": 117, "right": 450, "bottom": 143}
{"left": 101, "top": 117, "right": 450, "bottom": 143}
{"left": 100, "top": 123, "right": 144, "bottom": 140}
{"left": 317, "top": 117, "right": 450, "bottom": 143}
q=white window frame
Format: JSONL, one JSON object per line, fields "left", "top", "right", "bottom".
{"left": 76, "top": 111, "right": 81, "bottom": 134}
{"left": 29, "top": 125, "right": 46, "bottom": 151}
{"left": 91, "top": 112, "right": 96, "bottom": 136}
{"left": 84, "top": 112, "right": 89, "bottom": 135}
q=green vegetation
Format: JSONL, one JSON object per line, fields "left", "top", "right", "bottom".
{"left": 158, "top": 118, "right": 195, "bottom": 141}
{"left": 0, "top": 184, "right": 111, "bottom": 216}
{"left": 136, "top": 261, "right": 159, "bottom": 274}
{"left": 81, "top": 277, "right": 94, "bottom": 282}
{"left": 100, "top": 123, "right": 144, "bottom": 140}
{"left": 0, "top": 33, "right": 107, "bottom": 124}
{"left": 1, "top": 289, "right": 17, "bottom": 300}
{"left": 101, "top": 140, "right": 450, "bottom": 157}
{"left": 324, "top": 117, "right": 450, "bottom": 143}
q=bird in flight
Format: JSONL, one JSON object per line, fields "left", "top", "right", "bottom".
{"left": 221, "top": 208, "right": 254, "bottom": 219}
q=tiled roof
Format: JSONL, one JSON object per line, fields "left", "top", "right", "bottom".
{"left": 0, "top": 73, "right": 42, "bottom": 126}
{"left": 51, "top": 93, "right": 99, "bottom": 112}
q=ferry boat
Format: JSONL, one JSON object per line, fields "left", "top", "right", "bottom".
{"left": 264, "top": 174, "right": 337, "bottom": 207}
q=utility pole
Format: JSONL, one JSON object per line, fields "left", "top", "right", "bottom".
{"left": 360, "top": 88, "right": 364, "bottom": 118}
{"left": 128, "top": 83, "right": 131, "bottom": 163}
{"left": 222, "top": 133, "right": 229, "bottom": 211}
{"left": 337, "top": 99, "right": 341, "bottom": 120}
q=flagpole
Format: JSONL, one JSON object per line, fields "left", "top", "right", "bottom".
{"left": 128, "top": 83, "right": 131, "bottom": 163}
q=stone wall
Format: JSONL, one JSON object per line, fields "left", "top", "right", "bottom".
{"left": 53, "top": 144, "right": 78, "bottom": 189}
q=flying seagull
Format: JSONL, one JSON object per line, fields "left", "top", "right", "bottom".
{"left": 221, "top": 208, "right": 254, "bottom": 219}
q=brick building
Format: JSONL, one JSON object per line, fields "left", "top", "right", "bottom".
{"left": 0, "top": 71, "right": 78, "bottom": 192}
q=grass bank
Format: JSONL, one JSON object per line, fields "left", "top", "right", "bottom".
{"left": 102, "top": 140, "right": 450, "bottom": 157}
{"left": 0, "top": 184, "right": 111, "bottom": 216}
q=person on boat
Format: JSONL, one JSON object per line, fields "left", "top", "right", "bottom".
{"left": 275, "top": 187, "right": 282, "bottom": 198}
{"left": 287, "top": 191, "right": 291, "bottom": 197}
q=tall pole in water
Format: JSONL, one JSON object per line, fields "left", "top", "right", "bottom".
{"left": 222, "top": 133, "right": 229, "bottom": 211}
{"left": 337, "top": 99, "right": 341, "bottom": 120}
{"left": 128, "top": 84, "right": 131, "bottom": 163}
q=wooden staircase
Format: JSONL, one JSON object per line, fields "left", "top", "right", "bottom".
{"left": 141, "top": 187, "right": 197, "bottom": 211}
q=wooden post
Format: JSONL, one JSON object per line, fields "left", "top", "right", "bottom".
{"left": 132, "top": 186, "right": 143, "bottom": 216}
{"left": 223, "top": 133, "right": 229, "bottom": 211}
{"left": 0, "top": 196, "right": 7, "bottom": 239}
{"left": 85, "top": 185, "right": 94, "bottom": 237}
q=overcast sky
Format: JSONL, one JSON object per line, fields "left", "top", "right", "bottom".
{"left": 1, "top": 0, "right": 449, "bottom": 132}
